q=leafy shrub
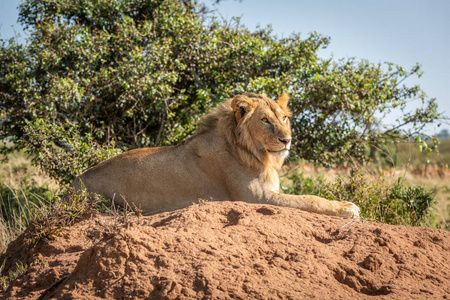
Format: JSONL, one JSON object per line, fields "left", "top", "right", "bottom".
{"left": 282, "top": 169, "right": 436, "bottom": 226}
{"left": 23, "top": 119, "right": 121, "bottom": 184}
{"left": 0, "top": 0, "right": 440, "bottom": 184}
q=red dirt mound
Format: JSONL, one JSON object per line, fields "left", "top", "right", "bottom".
{"left": 1, "top": 201, "right": 449, "bottom": 299}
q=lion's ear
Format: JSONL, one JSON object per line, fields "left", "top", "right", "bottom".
{"left": 231, "top": 95, "right": 255, "bottom": 122}
{"left": 276, "top": 93, "right": 289, "bottom": 108}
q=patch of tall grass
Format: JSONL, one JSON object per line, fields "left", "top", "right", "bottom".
{"left": 0, "top": 148, "right": 59, "bottom": 253}
{"left": 0, "top": 179, "right": 57, "bottom": 252}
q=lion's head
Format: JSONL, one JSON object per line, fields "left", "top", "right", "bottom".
{"left": 198, "top": 93, "right": 292, "bottom": 173}
{"left": 231, "top": 93, "right": 292, "bottom": 161}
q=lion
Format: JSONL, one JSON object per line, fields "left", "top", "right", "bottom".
{"left": 72, "top": 93, "right": 360, "bottom": 218}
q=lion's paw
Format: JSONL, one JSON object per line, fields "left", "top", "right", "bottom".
{"left": 333, "top": 201, "right": 360, "bottom": 218}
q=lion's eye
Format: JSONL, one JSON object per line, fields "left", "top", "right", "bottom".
{"left": 282, "top": 116, "right": 287, "bottom": 122}
{"left": 262, "top": 118, "right": 270, "bottom": 124}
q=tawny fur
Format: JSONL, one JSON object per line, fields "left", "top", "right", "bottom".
{"left": 72, "top": 93, "right": 360, "bottom": 218}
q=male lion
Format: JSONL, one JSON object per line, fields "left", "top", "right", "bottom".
{"left": 73, "top": 93, "right": 360, "bottom": 218}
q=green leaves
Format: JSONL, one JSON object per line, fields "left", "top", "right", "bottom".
{"left": 290, "top": 58, "right": 440, "bottom": 164}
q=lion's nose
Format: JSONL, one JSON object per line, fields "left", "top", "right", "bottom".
{"left": 278, "top": 137, "right": 292, "bottom": 145}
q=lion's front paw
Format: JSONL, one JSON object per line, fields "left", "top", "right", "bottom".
{"left": 332, "top": 201, "right": 360, "bottom": 218}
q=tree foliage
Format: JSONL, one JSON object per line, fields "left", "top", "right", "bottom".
{"left": 0, "top": 0, "right": 440, "bottom": 183}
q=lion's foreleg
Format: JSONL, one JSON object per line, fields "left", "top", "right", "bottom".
{"left": 266, "top": 192, "right": 360, "bottom": 218}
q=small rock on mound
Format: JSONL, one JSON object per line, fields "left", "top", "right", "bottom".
{"left": 1, "top": 201, "right": 450, "bottom": 299}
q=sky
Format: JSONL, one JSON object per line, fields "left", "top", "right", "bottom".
{"left": 1, "top": 0, "right": 449, "bottom": 135}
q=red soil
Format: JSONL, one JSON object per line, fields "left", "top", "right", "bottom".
{"left": 1, "top": 201, "right": 449, "bottom": 299}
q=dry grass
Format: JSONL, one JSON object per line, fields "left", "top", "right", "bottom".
{"left": 0, "top": 150, "right": 59, "bottom": 191}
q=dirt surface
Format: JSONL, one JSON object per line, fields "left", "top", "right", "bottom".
{"left": 1, "top": 201, "right": 449, "bottom": 299}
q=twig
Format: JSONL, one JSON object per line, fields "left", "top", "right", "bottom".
{"left": 338, "top": 218, "right": 359, "bottom": 234}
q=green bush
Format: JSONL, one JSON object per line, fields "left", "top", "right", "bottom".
{"left": 23, "top": 119, "right": 121, "bottom": 184}
{"left": 0, "top": 0, "right": 440, "bottom": 184}
{"left": 282, "top": 170, "right": 436, "bottom": 226}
